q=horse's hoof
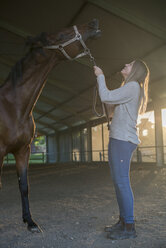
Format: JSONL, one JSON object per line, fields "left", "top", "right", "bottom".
{"left": 27, "top": 222, "right": 43, "bottom": 233}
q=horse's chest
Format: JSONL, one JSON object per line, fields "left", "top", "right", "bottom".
{"left": 0, "top": 117, "right": 35, "bottom": 152}
{"left": 11, "top": 120, "right": 34, "bottom": 139}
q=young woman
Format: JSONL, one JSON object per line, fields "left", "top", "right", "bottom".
{"left": 94, "top": 60, "right": 150, "bottom": 240}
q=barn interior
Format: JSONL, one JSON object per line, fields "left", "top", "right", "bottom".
{"left": 1, "top": 0, "right": 166, "bottom": 166}
{"left": 0, "top": 1, "right": 166, "bottom": 247}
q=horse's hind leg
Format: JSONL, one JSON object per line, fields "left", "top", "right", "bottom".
{"left": 14, "top": 146, "right": 41, "bottom": 233}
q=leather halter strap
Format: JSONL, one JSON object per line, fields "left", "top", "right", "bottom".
{"left": 44, "top": 25, "right": 110, "bottom": 129}
{"left": 44, "top": 25, "right": 95, "bottom": 62}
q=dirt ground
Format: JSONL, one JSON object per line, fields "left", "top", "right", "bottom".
{"left": 0, "top": 162, "right": 166, "bottom": 248}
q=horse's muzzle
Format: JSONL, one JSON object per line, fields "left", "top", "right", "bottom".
{"left": 89, "top": 19, "right": 101, "bottom": 38}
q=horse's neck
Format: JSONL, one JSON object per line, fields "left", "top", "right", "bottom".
{"left": 4, "top": 53, "right": 59, "bottom": 120}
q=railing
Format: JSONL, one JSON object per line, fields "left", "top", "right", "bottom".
{"left": 60, "top": 146, "right": 157, "bottom": 163}
{"left": 4, "top": 152, "right": 46, "bottom": 165}
{"left": 69, "top": 146, "right": 166, "bottom": 164}
{"left": 3, "top": 146, "right": 166, "bottom": 165}
{"left": 92, "top": 147, "right": 157, "bottom": 163}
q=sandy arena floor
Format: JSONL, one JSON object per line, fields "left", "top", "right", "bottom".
{"left": 0, "top": 163, "right": 166, "bottom": 248}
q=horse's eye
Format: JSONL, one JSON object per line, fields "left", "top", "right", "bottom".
{"left": 56, "top": 33, "right": 65, "bottom": 42}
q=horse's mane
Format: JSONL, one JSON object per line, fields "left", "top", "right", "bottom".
{"left": 2, "top": 32, "right": 49, "bottom": 88}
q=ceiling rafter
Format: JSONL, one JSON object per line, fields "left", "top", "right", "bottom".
{"left": 1, "top": 47, "right": 166, "bottom": 129}
{"left": 0, "top": 76, "right": 71, "bottom": 128}
{"left": 0, "top": 53, "right": 87, "bottom": 97}
{"left": 0, "top": 55, "right": 90, "bottom": 119}
{"left": 0, "top": 19, "right": 31, "bottom": 37}
{"left": 39, "top": 95, "right": 89, "bottom": 122}
{"left": 35, "top": 83, "right": 96, "bottom": 121}
{"left": 1, "top": 7, "right": 165, "bottom": 134}
{"left": 7, "top": 49, "right": 164, "bottom": 124}
{"left": 88, "top": 0, "right": 166, "bottom": 41}
{"left": 34, "top": 108, "right": 70, "bottom": 128}
{"left": 0, "top": 55, "right": 97, "bottom": 126}
{"left": 48, "top": 77, "right": 79, "bottom": 95}
{"left": 38, "top": 97, "right": 105, "bottom": 128}
{"left": 36, "top": 119, "right": 57, "bottom": 132}
{"left": 57, "top": 74, "right": 166, "bottom": 123}
{"left": 36, "top": 128, "right": 48, "bottom": 136}
{"left": 0, "top": 54, "right": 94, "bottom": 126}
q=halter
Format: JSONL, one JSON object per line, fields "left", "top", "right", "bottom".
{"left": 44, "top": 25, "right": 96, "bottom": 63}
{"left": 44, "top": 25, "right": 109, "bottom": 128}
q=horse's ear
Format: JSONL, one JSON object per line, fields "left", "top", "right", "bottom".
{"left": 39, "top": 32, "right": 48, "bottom": 46}
{"left": 26, "top": 36, "right": 35, "bottom": 47}
{"left": 55, "top": 32, "right": 65, "bottom": 42}
{"left": 26, "top": 32, "right": 48, "bottom": 48}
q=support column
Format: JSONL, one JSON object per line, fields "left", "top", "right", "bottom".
{"left": 87, "top": 126, "right": 92, "bottom": 162}
{"left": 71, "top": 132, "right": 73, "bottom": 162}
{"left": 46, "top": 136, "right": 49, "bottom": 163}
{"left": 102, "top": 124, "right": 104, "bottom": 161}
{"left": 154, "top": 99, "right": 164, "bottom": 166}
{"left": 56, "top": 134, "right": 60, "bottom": 163}
{"left": 47, "top": 134, "right": 59, "bottom": 163}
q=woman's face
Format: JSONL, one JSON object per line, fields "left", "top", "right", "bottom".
{"left": 121, "top": 61, "right": 135, "bottom": 79}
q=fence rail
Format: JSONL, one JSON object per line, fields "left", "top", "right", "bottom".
{"left": 4, "top": 152, "right": 46, "bottom": 164}
{"left": 58, "top": 146, "right": 166, "bottom": 164}
{"left": 3, "top": 146, "right": 166, "bottom": 165}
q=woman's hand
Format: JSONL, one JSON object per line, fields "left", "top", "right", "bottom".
{"left": 93, "top": 66, "right": 103, "bottom": 77}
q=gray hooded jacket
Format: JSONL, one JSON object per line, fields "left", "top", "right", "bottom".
{"left": 97, "top": 74, "right": 141, "bottom": 144}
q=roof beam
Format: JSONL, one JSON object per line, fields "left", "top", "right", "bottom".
{"left": 35, "top": 83, "right": 95, "bottom": 121}
{"left": 58, "top": 74, "right": 166, "bottom": 123}
{"left": 0, "top": 54, "right": 88, "bottom": 96}
{"left": 88, "top": 0, "right": 166, "bottom": 41}
{"left": 39, "top": 95, "right": 89, "bottom": 121}
{"left": 0, "top": 19, "right": 31, "bottom": 37}
{"left": 35, "top": 119, "right": 58, "bottom": 132}
{"left": 36, "top": 128, "right": 48, "bottom": 136}
{"left": 34, "top": 107, "right": 70, "bottom": 128}
{"left": 0, "top": 56, "right": 92, "bottom": 124}
{"left": 0, "top": 77, "right": 71, "bottom": 128}
{"left": 0, "top": 56, "right": 90, "bottom": 111}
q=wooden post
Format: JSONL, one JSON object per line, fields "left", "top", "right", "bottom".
{"left": 153, "top": 98, "right": 164, "bottom": 166}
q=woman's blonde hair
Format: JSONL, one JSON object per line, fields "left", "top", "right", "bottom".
{"left": 124, "top": 59, "right": 150, "bottom": 114}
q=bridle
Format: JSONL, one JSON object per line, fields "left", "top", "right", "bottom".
{"left": 44, "top": 25, "right": 109, "bottom": 127}
{"left": 44, "top": 25, "right": 96, "bottom": 62}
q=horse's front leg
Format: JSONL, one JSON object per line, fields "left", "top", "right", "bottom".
{"left": 14, "top": 146, "right": 42, "bottom": 233}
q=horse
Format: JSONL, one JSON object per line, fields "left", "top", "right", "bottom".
{"left": 0, "top": 19, "right": 100, "bottom": 233}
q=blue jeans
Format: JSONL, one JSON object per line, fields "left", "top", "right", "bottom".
{"left": 108, "top": 138, "right": 137, "bottom": 223}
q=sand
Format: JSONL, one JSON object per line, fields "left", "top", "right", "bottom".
{"left": 0, "top": 163, "right": 166, "bottom": 248}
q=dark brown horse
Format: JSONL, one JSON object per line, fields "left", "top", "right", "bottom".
{"left": 0, "top": 19, "right": 100, "bottom": 232}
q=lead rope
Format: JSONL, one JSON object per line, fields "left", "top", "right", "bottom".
{"left": 90, "top": 55, "right": 110, "bottom": 130}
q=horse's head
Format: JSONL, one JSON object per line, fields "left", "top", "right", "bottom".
{"left": 45, "top": 19, "right": 100, "bottom": 61}
{"left": 45, "top": 19, "right": 101, "bottom": 61}
{"left": 26, "top": 19, "right": 100, "bottom": 62}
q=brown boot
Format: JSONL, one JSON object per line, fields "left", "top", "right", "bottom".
{"left": 107, "top": 223, "right": 137, "bottom": 240}
{"left": 104, "top": 216, "right": 124, "bottom": 232}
